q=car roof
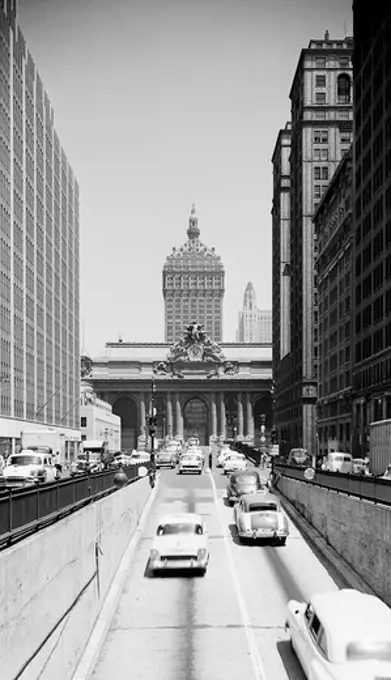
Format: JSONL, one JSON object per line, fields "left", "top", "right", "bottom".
{"left": 158, "top": 513, "right": 204, "bottom": 525}
{"left": 310, "top": 590, "right": 391, "bottom": 659}
{"left": 243, "top": 492, "right": 279, "bottom": 507}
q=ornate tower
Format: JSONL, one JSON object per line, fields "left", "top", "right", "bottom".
{"left": 162, "top": 205, "right": 225, "bottom": 343}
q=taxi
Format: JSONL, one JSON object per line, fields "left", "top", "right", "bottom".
{"left": 149, "top": 513, "right": 209, "bottom": 575}
{"left": 285, "top": 588, "right": 391, "bottom": 679}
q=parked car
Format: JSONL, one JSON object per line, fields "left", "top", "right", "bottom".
{"left": 130, "top": 451, "right": 151, "bottom": 465}
{"left": 226, "top": 470, "right": 267, "bottom": 505}
{"left": 352, "top": 458, "right": 371, "bottom": 475}
{"left": 149, "top": 513, "right": 209, "bottom": 575}
{"left": 234, "top": 492, "right": 289, "bottom": 545}
{"left": 222, "top": 453, "right": 247, "bottom": 475}
{"left": 323, "top": 452, "right": 353, "bottom": 474}
{"left": 178, "top": 452, "right": 204, "bottom": 475}
{"left": 3, "top": 451, "right": 59, "bottom": 486}
{"left": 217, "top": 444, "right": 232, "bottom": 468}
{"left": 285, "top": 588, "right": 391, "bottom": 680}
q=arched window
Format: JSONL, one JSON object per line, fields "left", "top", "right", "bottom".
{"left": 337, "top": 73, "right": 351, "bottom": 104}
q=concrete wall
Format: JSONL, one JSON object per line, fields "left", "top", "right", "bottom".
{"left": 0, "top": 477, "right": 151, "bottom": 680}
{"left": 278, "top": 476, "right": 391, "bottom": 605}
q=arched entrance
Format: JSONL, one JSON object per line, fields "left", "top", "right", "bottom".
{"left": 113, "top": 397, "right": 137, "bottom": 452}
{"left": 225, "top": 394, "right": 237, "bottom": 439}
{"left": 183, "top": 397, "right": 208, "bottom": 445}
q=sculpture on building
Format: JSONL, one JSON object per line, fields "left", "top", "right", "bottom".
{"left": 81, "top": 354, "right": 93, "bottom": 378}
{"left": 222, "top": 361, "right": 239, "bottom": 376}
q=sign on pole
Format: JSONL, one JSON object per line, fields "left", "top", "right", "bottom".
{"left": 269, "top": 444, "right": 279, "bottom": 457}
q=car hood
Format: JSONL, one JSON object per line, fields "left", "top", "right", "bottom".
{"left": 315, "top": 658, "right": 391, "bottom": 680}
{"left": 152, "top": 535, "right": 207, "bottom": 554}
{"left": 4, "top": 465, "right": 42, "bottom": 477}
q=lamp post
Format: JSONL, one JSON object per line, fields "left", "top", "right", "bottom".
{"left": 148, "top": 379, "right": 157, "bottom": 467}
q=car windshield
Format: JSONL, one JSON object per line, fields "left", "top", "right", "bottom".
{"left": 8, "top": 455, "right": 42, "bottom": 466}
{"left": 248, "top": 503, "right": 278, "bottom": 512}
{"left": 347, "top": 640, "right": 391, "bottom": 661}
{"left": 158, "top": 523, "right": 202, "bottom": 535}
{"left": 183, "top": 455, "right": 198, "bottom": 460}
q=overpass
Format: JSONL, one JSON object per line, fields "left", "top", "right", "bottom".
{"left": 0, "top": 450, "right": 389, "bottom": 680}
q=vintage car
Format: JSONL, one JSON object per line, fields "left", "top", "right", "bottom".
{"left": 226, "top": 470, "right": 267, "bottom": 505}
{"left": 285, "top": 588, "right": 391, "bottom": 680}
{"left": 178, "top": 452, "right": 204, "bottom": 474}
{"left": 222, "top": 453, "right": 247, "bottom": 475}
{"left": 149, "top": 513, "right": 209, "bottom": 575}
{"left": 129, "top": 451, "right": 151, "bottom": 466}
{"left": 155, "top": 449, "right": 176, "bottom": 469}
{"left": 3, "top": 451, "right": 59, "bottom": 486}
{"left": 217, "top": 444, "right": 232, "bottom": 468}
{"left": 233, "top": 492, "right": 289, "bottom": 544}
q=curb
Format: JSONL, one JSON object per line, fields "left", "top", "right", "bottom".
{"left": 72, "top": 476, "right": 160, "bottom": 680}
{"left": 275, "top": 483, "right": 378, "bottom": 597}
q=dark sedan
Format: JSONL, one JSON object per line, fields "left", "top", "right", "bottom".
{"left": 226, "top": 470, "right": 267, "bottom": 505}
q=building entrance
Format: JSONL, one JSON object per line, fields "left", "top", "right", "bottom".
{"left": 183, "top": 398, "right": 208, "bottom": 445}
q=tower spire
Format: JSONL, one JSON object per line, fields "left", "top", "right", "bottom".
{"left": 187, "top": 203, "right": 200, "bottom": 239}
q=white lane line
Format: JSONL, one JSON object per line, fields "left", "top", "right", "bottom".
{"left": 208, "top": 471, "right": 268, "bottom": 680}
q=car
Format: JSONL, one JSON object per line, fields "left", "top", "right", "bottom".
{"left": 149, "top": 513, "right": 209, "bottom": 575}
{"left": 222, "top": 453, "right": 247, "bottom": 475}
{"left": 217, "top": 444, "right": 232, "bottom": 467}
{"left": 233, "top": 492, "right": 289, "bottom": 544}
{"left": 178, "top": 452, "right": 204, "bottom": 474}
{"left": 3, "top": 451, "right": 59, "bottom": 486}
{"left": 352, "top": 458, "right": 371, "bottom": 475}
{"left": 226, "top": 470, "right": 268, "bottom": 505}
{"left": 285, "top": 588, "right": 391, "bottom": 680}
{"left": 129, "top": 451, "right": 151, "bottom": 465}
{"left": 155, "top": 449, "right": 176, "bottom": 469}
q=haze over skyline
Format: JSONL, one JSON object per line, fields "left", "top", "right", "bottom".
{"left": 18, "top": 0, "right": 353, "bottom": 357}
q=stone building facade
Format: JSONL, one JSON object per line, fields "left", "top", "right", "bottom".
{"left": 90, "top": 324, "right": 273, "bottom": 451}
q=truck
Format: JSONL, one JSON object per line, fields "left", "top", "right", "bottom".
{"left": 368, "top": 419, "right": 391, "bottom": 475}
{"left": 70, "top": 440, "right": 107, "bottom": 476}
{"left": 20, "top": 430, "right": 66, "bottom": 467}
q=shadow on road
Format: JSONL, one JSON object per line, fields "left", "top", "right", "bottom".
{"left": 276, "top": 640, "right": 306, "bottom": 680}
{"left": 143, "top": 562, "right": 206, "bottom": 579}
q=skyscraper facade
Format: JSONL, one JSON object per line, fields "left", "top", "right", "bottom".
{"left": 272, "top": 33, "right": 353, "bottom": 454}
{"left": 352, "top": 1, "right": 391, "bottom": 456}
{"left": 162, "top": 206, "right": 225, "bottom": 343}
{"left": 0, "top": 1, "right": 80, "bottom": 456}
{"left": 236, "top": 282, "right": 272, "bottom": 343}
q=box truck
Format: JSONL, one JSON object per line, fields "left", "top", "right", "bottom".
{"left": 368, "top": 419, "right": 391, "bottom": 475}
{"left": 20, "top": 430, "right": 66, "bottom": 466}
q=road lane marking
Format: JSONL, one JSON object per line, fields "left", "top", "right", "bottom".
{"left": 208, "top": 471, "right": 268, "bottom": 680}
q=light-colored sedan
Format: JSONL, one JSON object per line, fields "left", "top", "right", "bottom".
{"left": 129, "top": 451, "right": 151, "bottom": 465}
{"left": 149, "top": 513, "right": 209, "bottom": 575}
{"left": 285, "top": 588, "right": 391, "bottom": 680}
{"left": 217, "top": 444, "right": 232, "bottom": 467}
{"left": 222, "top": 453, "right": 247, "bottom": 475}
{"left": 178, "top": 453, "right": 204, "bottom": 474}
{"left": 234, "top": 493, "right": 289, "bottom": 545}
{"left": 3, "top": 451, "right": 59, "bottom": 486}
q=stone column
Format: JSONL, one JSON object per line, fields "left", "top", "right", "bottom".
{"left": 246, "top": 393, "right": 254, "bottom": 440}
{"left": 175, "top": 393, "right": 183, "bottom": 438}
{"left": 139, "top": 393, "right": 146, "bottom": 433}
{"left": 219, "top": 393, "right": 226, "bottom": 440}
{"left": 237, "top": 392, "right": 244, "bottom": 436}
{"left": 167, "top": 393, "right": 173, "bottom": 437}
{"left": 211, "top": 393, "right": 217, "bottom": 437}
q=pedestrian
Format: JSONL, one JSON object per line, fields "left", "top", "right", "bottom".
{"left": 208, "top": 449, "right": 213, "bottom": 470}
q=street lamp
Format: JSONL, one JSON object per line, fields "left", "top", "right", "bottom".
{"left": 148, "top": 379, "right": 157, "bottom": 466}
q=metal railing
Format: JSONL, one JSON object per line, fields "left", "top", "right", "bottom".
{"left": 275, "top": 463, "right": 391, "bottom": 506}
{"left": 0, "top": 463, "right": 151, "bottom": 549}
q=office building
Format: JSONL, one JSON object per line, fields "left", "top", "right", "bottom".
{"left": 236, "top": 282, "right": 272, "bottom": 343}
{"left": 352, "top": 1, "right": 391, "bottom": 456}
{"left": 0, "top": 1, "right": 80, "bottom": 457}
{"left": 80, "top": 383, "right": 121, "bottom": 453}
{"left": 162, "top": 205, "right": 225, "bottom": 343}
{"left": 314, "top": 146, "right": 353, "bottom": 456}
{"left": 272, "top": 32, "right": 353, "bottom": 454}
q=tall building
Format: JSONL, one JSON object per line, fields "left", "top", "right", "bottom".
{"left": 272, "top": 32, "right": 353, "bottom": 454}
{"left": 236, "top": 282, "right": 272, "bottom": 343}
{"left": 271, "top": 122, "right": 292, "bottom": 452}
{"left": 352, "top": 2, "right": 391, "bottom": 456}
{"left": 0, "top": 1, "right": 80, "bottom": 457}
{"left": 162, "top": 205, "right": 225, "bottom": 343}
{"left": 314, "top": 146, "right": 353, "bottom": 457}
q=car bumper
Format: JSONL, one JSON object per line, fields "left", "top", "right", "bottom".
{"left": 151, "top": 559, "right": 208, "bottom": 571}
{"left": 237, "top": 529, "right": 288, "bottom": 540}
{"left": 179, "top": 467, "right": 202, "bottom": 473}
{"left": 156, "top": 461, "right": 174, "bottom": 467}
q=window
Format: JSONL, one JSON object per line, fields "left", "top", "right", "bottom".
{"left": 314, "top": 130, "right": 328, "bottom": 144}
{"left": 339, "top": 57, "right": 350, "bottom": 68}
{"left": 310, "top": 615, "right": 322, "bottom": 638}
{"left": 81, "top": 417, "right": 87, "bottom": 427}
{"left": 305, "top": 604, "right": 314, "bottom": 623}
{"left": 316, "top": 75, "right": 326, "bottom": 87}
{"left": 316, "top": 58, "right": 326, "bottom": 68}
{"left": 316, "top": 92, "right": 326, "bottom": 103}
{"left": 337, "top": 73, "right": 351, "bottom": 103}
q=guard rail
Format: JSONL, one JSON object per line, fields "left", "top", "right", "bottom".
{"left": 0, "top": 463, "right": 151, "bottom": 549}
{"left": 274, "top": 463, "right": 391, "bottom": 506}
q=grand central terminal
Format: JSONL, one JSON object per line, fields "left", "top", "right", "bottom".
{"left": 88, "top": 323, "right": 273, "bottom": 450}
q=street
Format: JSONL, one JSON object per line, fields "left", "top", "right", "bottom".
{"left": 89, "top": 461, "right": 341, "bottom": 680}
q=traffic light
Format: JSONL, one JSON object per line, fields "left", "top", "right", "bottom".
{"left": 271, "top": 428, "right": 277, "bottom": 444}
{"left": 148, "top": 415, "right": 158, "bottom": 436}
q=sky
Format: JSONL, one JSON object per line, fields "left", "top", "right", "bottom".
{"left": 18, "top": 0, "right": 353, "bottom": 357}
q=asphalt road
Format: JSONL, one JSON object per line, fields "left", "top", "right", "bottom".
{"left": 90, "top": 462, "right": 340, "bottom": 680}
